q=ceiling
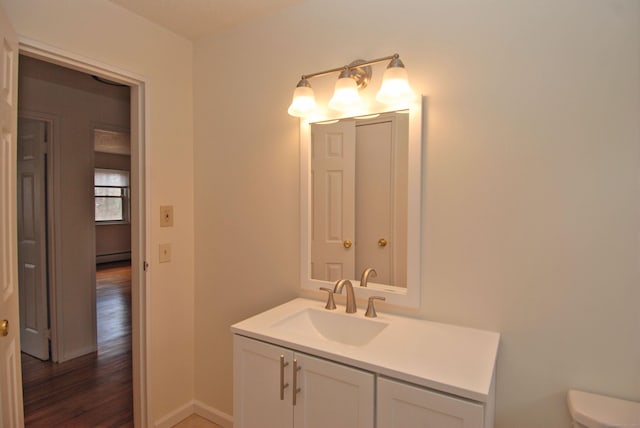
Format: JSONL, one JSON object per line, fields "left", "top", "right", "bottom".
{"left": 108, "top": 0, "right": 302, "bottom": 41}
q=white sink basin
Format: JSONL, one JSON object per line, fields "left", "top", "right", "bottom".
{"left": 271, "top": 307, "right": 389, "bottom": 347}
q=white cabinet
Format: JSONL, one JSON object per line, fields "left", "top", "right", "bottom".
{"left": 233, "top": 336, "right": 292, "bottom": 428}
{"left": 233, "top": 335, "right": 374, "bottom": 428}
{"left": 377, "top": 377, "right": 485, "bottom": 428}
{"left": 231, "top": 299, "right": 499, "bottom": 428}
{"left": 234, "top": 334, "right": 493, "bottom": 428}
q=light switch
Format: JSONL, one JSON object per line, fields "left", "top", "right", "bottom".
{"left": 159, "top": 243, "right": 171, "bottom": 263}
{"left": 160, "top": 205, "right": 173, "bottom": 227}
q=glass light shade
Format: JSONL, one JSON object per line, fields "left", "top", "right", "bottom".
{"left": 288, "top": 85, "right": 317, "bottom": 117}
{"left": 376, "top": 66, "right": 416, "bottom": 105}
{"left": 328, "top": 77, "right": 361, "bottom": 112}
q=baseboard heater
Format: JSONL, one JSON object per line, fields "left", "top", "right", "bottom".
{"left": 96, "top": 251, "right": 132, "bottom": 264}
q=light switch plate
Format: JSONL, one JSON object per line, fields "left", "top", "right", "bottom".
{"left": 160, "top": 205, "right": 173, "bottom": 227}
{"left": 159, "top": 243, "right": 171, "bottom": 263}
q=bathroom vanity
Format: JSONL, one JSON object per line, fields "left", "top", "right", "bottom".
{"left": 231, "top": 298, "right": 500, "bottom": 428}
{"left": 234, "top": 90, "right": 500, "bottom": 427}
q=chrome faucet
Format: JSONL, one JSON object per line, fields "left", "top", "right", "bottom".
{"left": 333, "top": 279, "right": 357, "bottom": 313}
{"left": 360, "top": 268, "right": 377, "bottom": 287}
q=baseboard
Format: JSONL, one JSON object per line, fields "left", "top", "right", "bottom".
{"left": 59, "top": 344, "right": 97, "bottom": 362}
{"left": 154, "top": 400, "right": 233, "bottom": 428}
{"left": 154, "top": 401, "right": 194, "bottom": 428}
{"left": 194, "top": 400, "right": 233, "bottom": 428}
{"left": 96, "top": 251, "right": 131, "bottom": 264}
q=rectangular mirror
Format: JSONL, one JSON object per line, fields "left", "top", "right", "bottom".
{"left": 300, "top": 99, "right": 423, "bottom": 307}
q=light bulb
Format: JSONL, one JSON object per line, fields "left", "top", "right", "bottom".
{"left": 328, "top": 69, "right": 361, "bottom": 113}
{"left": 376, "top": 60, "right": 416, "bottom": 106}
{"left": 288, "top": 79, "right": 317, "bottom": 117}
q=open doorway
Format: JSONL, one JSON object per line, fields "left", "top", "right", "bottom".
{"left": 16, "top": 55, "right": 135, "bottom": 425}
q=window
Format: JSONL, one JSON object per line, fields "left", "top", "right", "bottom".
{"left": 95, "top": 168, "right": 129, "bottom": 222}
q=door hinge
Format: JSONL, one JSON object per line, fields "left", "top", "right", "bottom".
{"left": 143, "top": 261, "right": 149, "bottom": 272}
{"left": 43, "top": 126, "right": 49, "bottom": 152}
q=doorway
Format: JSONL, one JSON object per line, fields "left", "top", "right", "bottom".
{"left": 14, "top": 40, "right": 150, "bottom": 426}
{"left": 16, "top": 55, "right": 134, "bottom": 424}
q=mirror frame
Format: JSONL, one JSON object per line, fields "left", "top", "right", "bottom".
{"left": 300, "top": 97, "right": 423, "bottom": 308}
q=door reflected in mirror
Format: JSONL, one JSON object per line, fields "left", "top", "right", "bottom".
{"left": 300, "top": 99, "right": 422, "bottom": 308}
{"left": 310, "top": 111, "right": 409, "bottom": 287}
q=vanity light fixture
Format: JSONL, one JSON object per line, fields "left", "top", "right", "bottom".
{"left": 287, "top": 53, "right": 416, "bottom": 118}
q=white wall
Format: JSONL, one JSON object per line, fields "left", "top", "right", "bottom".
{"left": 0, "top": 0, "right": 196, "bottom": 423}
{"left": 193, "top": 1, "right": 640, "bottom": 427}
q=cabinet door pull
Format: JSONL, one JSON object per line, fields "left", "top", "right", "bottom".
{"left": 292, "top": 358, "right": 301, "bottom": 406}
{"left": 279, "top": 355, "right": 289, "bottom": 400}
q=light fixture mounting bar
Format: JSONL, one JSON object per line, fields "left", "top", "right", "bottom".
{"left": 300, "top": 53, "right": 399, "bottom": 81}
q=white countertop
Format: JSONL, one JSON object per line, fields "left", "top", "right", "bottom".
{"left": 231, "top": 298, "right": 500, "bottom": 402}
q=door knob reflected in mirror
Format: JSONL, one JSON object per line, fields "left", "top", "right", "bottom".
{"left": 378, "top": 238, "right": 388, "bottom": 247}
{"left": 1, "top": 319, "right": 8, "bottom": 337}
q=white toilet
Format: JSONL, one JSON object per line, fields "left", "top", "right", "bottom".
{"left": 568, "top": 389, "right": 640, "bottom": 428}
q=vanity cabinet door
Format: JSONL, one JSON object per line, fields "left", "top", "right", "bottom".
{"left": 293, "top": 353, "right": 374, "bottom": 428}
{"left": 234, "top": 335, "right": 294, "bottom": 428}
{"left": 233, "top": 335, "right": 375, "bottom": 428}
{"left": 377, "top": 377, "right": 485, "bottom": 428}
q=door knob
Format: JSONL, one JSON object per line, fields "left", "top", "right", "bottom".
{"left": 1, "top": 319, "right": 8, "bottom": 337}
{"left": 378, "top": 238, "right": 388, "bottom": 247}
{"left": 343, "top": 240, "right": 352, "bottom": 249}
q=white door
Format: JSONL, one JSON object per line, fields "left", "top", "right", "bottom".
{"left": 17, "top": 117, "right": 49, "bottom": 360}
{"left": 293, "top": 352, "right": 374, "bottom": 428}
{"left": 377, "top": 377, "right": 484, "bottom": 428}
{"left": 233, "top": 335, "right": 294, "bottom": 428}
{"left": 310, "top": 121, "right": 356, "bottom": 282}
{"left": 0, "top": 4, "right": 25, "bottom": 427}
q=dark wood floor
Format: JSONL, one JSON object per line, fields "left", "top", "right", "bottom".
{"left": 21, "top": 261, "right": 133, "bottom": 427}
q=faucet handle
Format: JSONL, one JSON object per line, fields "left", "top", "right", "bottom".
{"left": 319, "top": 287, "right": 337, "bottom": 310}
{"left": 364, "top": 296, "right": 386, "bottom": 318}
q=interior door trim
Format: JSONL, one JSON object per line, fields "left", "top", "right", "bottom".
{"left": 17, "top": 36, "right": 151, "bottom": 428}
